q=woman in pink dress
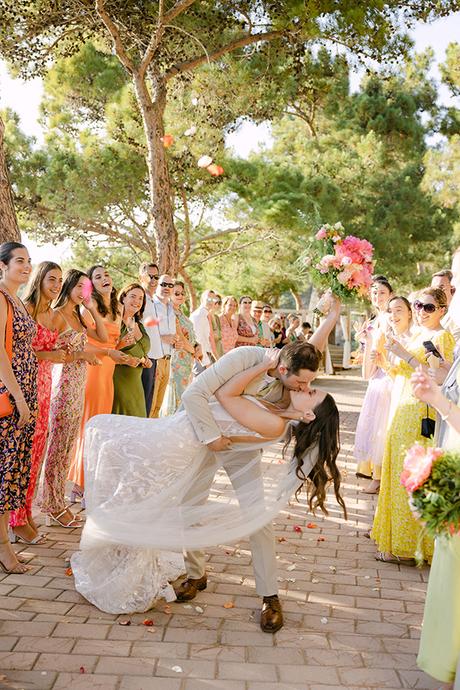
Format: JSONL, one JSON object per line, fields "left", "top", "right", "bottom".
{"left": 38, "top": 270, "right": 106, "bottom": 528}
{"left": 9, "top": 262, "right": 69, "bottom": 545}
{"left": 354, "top": 277, "right": 393, "bottom": 494}
{"left": 220, "top": 295, "right": 239, "bottom": 354}
{"left": 68, "top": 265, "right": 129, "bottom": 502}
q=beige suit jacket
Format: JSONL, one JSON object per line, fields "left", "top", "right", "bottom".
{"left": 181, "top": 346, "right": 283, "bottom": 444}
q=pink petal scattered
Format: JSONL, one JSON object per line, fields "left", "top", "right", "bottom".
{"left": 293, "top": 525, "right": 302, "bottom": 533}
{"left": 142, "top": 619, "right": 154, "bottom": 626}
{"left": 317, "top": 536, "right": 325, "bottom": 542}
{"left": 307, "top": 522, "right": 318, "bottom": 529}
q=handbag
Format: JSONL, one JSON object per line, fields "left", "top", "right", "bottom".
{"left": 421, "top": 404, "right": 435, "bottom": 439}
{"left": 0, "top": 300, "right": 14, "bottom": 418}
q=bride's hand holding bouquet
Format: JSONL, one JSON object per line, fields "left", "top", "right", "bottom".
{"left": 300, "top": 223, "right": 375, "bottom": 308}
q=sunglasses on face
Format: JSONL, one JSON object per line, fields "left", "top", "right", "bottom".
{"left": 413, "top": 300, "right": 440, "bottom": 313}
{"left": 263, "top": 309, "right": 272, "bottom": 313}
{"left": 147, "top": 274, "right": 159, "bottom": 281}
{"left": 160, "top": 282, "right": 174, "bottom": 289}
{"left": 174, "top": 291, "right": 185, "bottom": 297}
{"left": 241, "top": 300, "right": 252, "bottom": 305}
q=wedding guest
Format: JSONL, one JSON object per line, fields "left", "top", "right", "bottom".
{"left": 192, "top": 343, "right": 207, "bottom": 377}
{"left": 300, "top": 322, "right": 314, "bottom": 338}
{"left": 190, "top": 290, "right": 216, "bottom": 366}
{"left": 371, "top": 287, "right": 454, "bottom": 564}
{"left": 209, "top": 293, "right": 223, "bottom": 359}
{"left": 161, "top": 280, "right": 195, "bottom": 415}
{"left": 354, "top": 277, "right": 393, "bottom": 493}
{"left": 9, "top": 262, "right": 66, "bottom": 545}
{"left": 0, "top": 242, "right": 37, "bottom": 573}
{"left": 68, "top": 265, "right": 129, "bottom": 502}
{"left": 432, "top": 269, "right": 460, "bottom": 342}
{"left": 235, "top": 296, "right": 259, "bottom": 347}
{"left": 260, "top": 304, "right": 274, "bottom": 342}
{"left": 252, "top": 301, "right": 272, "bottom": 347}
{"left": 411, "top": 365, "right": 460, "bottom": 690}
{"left": 39, "top": 270, "right": 105, "bottom": 528}
{"left": 112, "top": 284, "right": 151, "bottom": 417}
{"left": 269, "top": 316, "right": 286, "bottom": 349}
{"left": 149, "top": 274, "right": 177, "bottom": 418}
{"left": 286, "top": 315, "right": 303, "bottom": 343}
{"left": 220, "top": 295, "right": 238, "bottom": 354}
{"left": 139, "top": 262, "right": 160, "bottom": 415}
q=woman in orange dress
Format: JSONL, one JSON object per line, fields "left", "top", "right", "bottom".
{"left": 67, "top": 266, "right": 130, "bottom": 502}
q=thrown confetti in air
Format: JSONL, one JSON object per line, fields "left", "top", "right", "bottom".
{"left": 207, "top": 163, "right": 224, "bottom": 176}
{"left": 198, "top": 155, "right": 213, "bottom": 168}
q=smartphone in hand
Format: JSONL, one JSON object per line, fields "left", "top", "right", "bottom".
{"left": 423, "top": 340, "right": 443, "bottom": 360}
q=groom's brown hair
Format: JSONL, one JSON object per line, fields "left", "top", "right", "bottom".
{"left": 280, "top": 341, "right": 321, "bottom": 374}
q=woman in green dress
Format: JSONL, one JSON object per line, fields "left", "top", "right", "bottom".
{"left": 161, "top": 280, "right": 196, "bottom": 415}
{"left": 112, "top": 284, "right": 151, "bottom": 417}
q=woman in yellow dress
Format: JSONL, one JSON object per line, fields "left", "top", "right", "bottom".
{"left": 411, "top": 365, "right": 460, "bottom": 689}
{"left": 371, "top": 287, "right": 454, "bottom": 564}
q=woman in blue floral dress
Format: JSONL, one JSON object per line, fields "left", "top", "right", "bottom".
{"left": 0, "top": 242, "right": 38, "bottom": 574}
{"left": 161, "top": 281, "right": 196, "bottom": 415}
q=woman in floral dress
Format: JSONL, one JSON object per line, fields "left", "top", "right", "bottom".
{"left": 235, "top": 296, "right": 259, "bottom": 347}
{"left": 39, "top": 270, "right": 106, "bottom": 528}
{"left": 220, "top": 296, "right": 238, "bottom": 354}
{"left": 0, "top": 242, "right": 37, "bottom": 574}
{"left": 161, "top": 280, "right": 195, "bottom": 415}
{"left": 9, "top": 261, "right": 68, "bottom": 545}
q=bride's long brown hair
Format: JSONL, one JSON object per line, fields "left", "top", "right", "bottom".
{"left": 284, "top": 393, "right": 347, "bottom": 519}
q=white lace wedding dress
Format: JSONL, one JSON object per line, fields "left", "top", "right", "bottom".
{"left": 72, "top": 398, "right": 311, "bottom": 614}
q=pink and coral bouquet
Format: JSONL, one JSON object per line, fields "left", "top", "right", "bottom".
{"left": 401, "top": 444, "right": 460, "bottom": 541}
{"left": 299, "top": 223, "right": 375, "bottom": 301}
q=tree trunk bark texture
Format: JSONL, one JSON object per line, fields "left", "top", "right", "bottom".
{"left": 132, "top": 72, "right": 178, "bottom": 275}
{"left": 0, "top": 115, "right": 20, "bottom": 244}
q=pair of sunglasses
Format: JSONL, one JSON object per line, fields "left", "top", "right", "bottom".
{"left": 413, "top": 300, "right": 440, "bottom": 313}
{"left": 160, "top": 281, "right": 174, "bottom": 288}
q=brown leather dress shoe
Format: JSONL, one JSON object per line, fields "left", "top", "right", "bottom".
{"left": 260, "top": 595, "right": 284, "bottom": 633}
{"left": 174, "top": 575, "right": 207, "bottom": 602}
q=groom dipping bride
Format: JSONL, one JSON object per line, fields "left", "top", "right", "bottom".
{"left": 71, "top": 295, "right": 347, "bottom": 634}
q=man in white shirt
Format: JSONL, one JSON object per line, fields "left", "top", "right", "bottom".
{"left": 190, "top": 290, "right": 216, "bottom": 367}
{"left": 431, "top": 269, "right": 460, "bottom": 342}
{"left": 148, "top": 274, "right": 177, "bottom": 417}
{"left": 139, "top": 262, "right": 160, "bottom": 415}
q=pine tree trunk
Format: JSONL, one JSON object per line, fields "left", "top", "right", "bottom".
{"left": 179, "top": 266, "right": 197, "bottom": 311}
{"left": 0, "top": 115, "right": 20, "bottom": 244}
{"left": 133, "top": 72, "right": 178, "bottom": 274}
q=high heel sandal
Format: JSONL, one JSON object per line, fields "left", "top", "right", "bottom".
{"left": 0, "top": 538, "right": 29, "bottom": 574}
{"left": 8, "top": 526, "right": 47, "bottom": 545}
{"left": 45, "top": 509, "right": 83, "bottom": 529}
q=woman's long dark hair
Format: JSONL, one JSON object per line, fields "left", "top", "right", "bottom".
{"left": 285, "top": 393, "right": 347, "bottom": 519}
{"left": 53, "top": 269, "right": 87, "bottom": 327}
{"left": 118, "top": 283, "right": 146, "bottom": 322}
{"left": 23, "top": 261, "right": 61, "bottom": 319}
{"left": 87, "top": 265, "right": 119, "bottom": 320}
{"left": 0, "top": 242, "right": 27, "bottom": 274}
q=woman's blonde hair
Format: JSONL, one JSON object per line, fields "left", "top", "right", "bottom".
{"left": 421, "top": 286, "right": 447, "bottom": 310}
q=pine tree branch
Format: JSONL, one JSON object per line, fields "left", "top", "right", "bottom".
{"left": 95, "top": 0, "right": 135, "bottom": 74}
{"left": 165, "top": 30, "right": 285, "bottom": 80}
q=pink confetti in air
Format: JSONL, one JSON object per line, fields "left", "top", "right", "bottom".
{"left": 81, "top": 278, "right": 93, "bottom": 300}
{"left": 144, "top": 316, "right": 160, "bottom": 327}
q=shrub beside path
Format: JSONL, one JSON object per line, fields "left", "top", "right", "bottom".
{"left": 0, "top": 371, "right": 438, "bottom": 689}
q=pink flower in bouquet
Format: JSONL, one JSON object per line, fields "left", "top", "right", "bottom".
{"left": 315, "top": 227, "right": 327, "bottom": 240}
{"left": 401, "top": 445, "right": 443, "bottom": 492}
{"left": 335, "top": 236, "right": 373, "bottom": 266}
{"left": 317, "top": 254, "right": 338, "bottom": 273}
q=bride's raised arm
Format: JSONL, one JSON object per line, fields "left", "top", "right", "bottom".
{"left": 215, "top": 350, "right": 287, "bottom": 440}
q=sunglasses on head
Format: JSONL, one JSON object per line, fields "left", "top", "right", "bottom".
{"left": 160, "top": 282, "right": 174, "bottom": 289}
{"left": 413, "top": 300, "right": 439, "bottom": 313}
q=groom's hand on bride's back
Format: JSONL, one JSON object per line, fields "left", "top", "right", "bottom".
{"left": 207, "top": 436, "right": 233, "bottom": 451}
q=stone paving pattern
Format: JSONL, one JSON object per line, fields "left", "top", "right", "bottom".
{"left": 0, "top": 372, "right": 438, "bottom": 689}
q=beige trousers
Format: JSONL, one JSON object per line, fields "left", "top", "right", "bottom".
{"left": 150, "top": 357, "right": 171, "bottom": 418}
{"left": 182, "top": 447, "right": 279, "bottom": 597}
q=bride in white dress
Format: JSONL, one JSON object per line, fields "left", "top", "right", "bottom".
{"left": 72, "top": 352, "right": 346, "bottom": 613}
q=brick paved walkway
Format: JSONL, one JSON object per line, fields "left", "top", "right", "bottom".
{"left": 0, "top": 372, "right": 438, "bottom": 690}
